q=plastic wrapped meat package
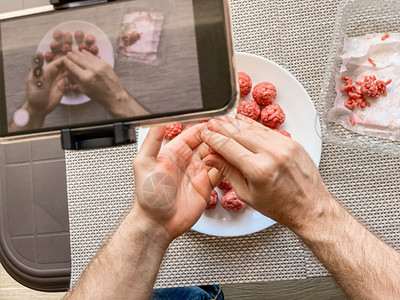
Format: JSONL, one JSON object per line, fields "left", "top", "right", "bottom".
{"left": 118, "top": 11, "right": 164, "bottom": 62}
{"left": 327, "top": 33, "right": 400, "bottom": 141}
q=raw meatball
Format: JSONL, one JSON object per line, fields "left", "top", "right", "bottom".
{"left": 79, "top": 43, "right": 89, "bottom": 52}
{"left": 221, "top": 189, "right": 246, "bottom": 213}
{"left": 217, "top": 178, "right": 232, "bottom": 190}
{"left": 237, "top": 99, "right": 261, "bottom": 121}
{"left": 50, "top": 41, "right": 62, "bottom": 54}
{"left": 275, "top": 129, "right": 291, "bottom": 138}
{"left": 63, "top": 32, "right": 73, "bottom": 45}
{"left": 74, "top": 30, "right": 85, "bottom": 44}
{"left": 252, "top": 82, "right": 276, "bottom": 106}
{"left": 261, "top": 103, "right": 285, "bottom": 129}
{"left": 164, "top": 123, "right": 183, "bottom": 141}
{"left": 53, "top": 29, "right": 64, "bottom": 42}
{"left": 205, "top": 190, "right": 218, "bottom": 210}
{"left": 85, "top": 34, "right": 96, "bottom": 46}
{"left": 61, "top": 43, "right": 72, "bottom": 54}
{"left": 238, "top": 72, "right": 252, "bottom": 97}
{"left": 89, "top": 44, "right": 99, "bottom": 55}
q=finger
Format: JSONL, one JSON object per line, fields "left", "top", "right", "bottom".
{"left": 66, "top": 50, "right": 98, "bottom": 70}
{"left": 44, "top": 56, "right": 66, "bottom": 78}
{"left": 193, "top": 142, "right": 210, "bottom": 160}
{"left": 235, "top": 113, "right": 255, "bottom": 124}
{"left": 204, "top": 154, "right": 250, "bottom": 202}
{"left": 63, "top": 56, "right": 89, "bottom": 83}
{"left": 207, "top": 117, "right": 274, "bottom": 153}
{"left": 201, "top": 129, "right": 255, "bottom": 177}
{"left": 136, "top": 126, "right": 166, "bottom": 161}
{"left": 185, "top": 153, "right": 210, "bottom": 200}
{"left": 207, "top": 167, "right": 223, "bottom": 188}
{"left": 168, "top": 123, "right": 206, "bottom": 150}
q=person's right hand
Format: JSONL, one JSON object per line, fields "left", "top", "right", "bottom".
{"left": 201, "top": 115, "right": 332, "bottom": 233}
{"left": 63, "top": 50, "right": 124, "bottom": 107}
{"left": 63, "top": 50, "right": 148, "bottom": 118}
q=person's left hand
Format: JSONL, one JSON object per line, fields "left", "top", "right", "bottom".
{"left": 132, "top": 124, "right": 222, "bottom": 246}
{"left": 26, "top": 56, "right": 66, "bottom": 116}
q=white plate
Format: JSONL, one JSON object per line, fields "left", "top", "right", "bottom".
{"left": 37, "top": 20, "right": 115, "bottom": 105}
{"left": 137, "top": 52, "right": 322, "bottom": 237}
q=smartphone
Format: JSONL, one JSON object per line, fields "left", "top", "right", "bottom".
{"left": 0, "top": 0, "right": 237, "bottom": 140}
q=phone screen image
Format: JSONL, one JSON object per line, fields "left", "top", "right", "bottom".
{"left": 0, "top": 0, "right": 234, "bottom": 137}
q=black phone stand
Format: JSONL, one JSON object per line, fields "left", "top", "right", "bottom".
{"left": 50, "top": 0, "right": 114, "bottom": 9}
{"left": 61, "top": 122, "right": 136, "bottom": 150}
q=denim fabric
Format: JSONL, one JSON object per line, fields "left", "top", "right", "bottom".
{"left": 151, "top": 285, "right": 224, "bottom": 300}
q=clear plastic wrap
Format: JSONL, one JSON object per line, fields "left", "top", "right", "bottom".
{"left": 320, "top": 0, "right": 400, "bottom": 155}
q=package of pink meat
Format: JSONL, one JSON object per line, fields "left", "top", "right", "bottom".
{"left": 118, "top": 11, "right": 164, "bottom": 62}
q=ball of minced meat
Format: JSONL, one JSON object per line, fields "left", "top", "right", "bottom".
{"left": 237, "top": 99, "right": 261, "bottom": 121}
{"left": 261, "top": 103, "right": 285, "bottom": 129}
{"left": 205, "top": 190, "right": 218, "bottom": 210}
{"left": 164, "top": 123, "right": 183, "bottom": 141}
{"left": 238, "top": 72, "right": 252, "bottom": 97}
{"left": 252, "top": 82, "right": 276, "bottom": 106}
{"left": 217, "top": 178, "right": 232, "bottom": 190}
{"left": 74, "top": 30, "right": 85, "bottom": 44}
{"left": 85, "top": 34, "right": 96, "bottom": 46}
{"left": 221, "top": 189, "right": 246, "bottom": 212}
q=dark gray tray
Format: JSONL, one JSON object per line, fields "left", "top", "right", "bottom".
{"left": 0, "top": 136, "right": 70, "bottom": 292}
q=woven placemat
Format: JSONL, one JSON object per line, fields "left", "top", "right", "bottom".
{"left": 67, "top": 0, "right": 400, "bottom": 287}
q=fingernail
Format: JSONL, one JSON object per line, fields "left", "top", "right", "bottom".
{"left": 207, "top": 119, "right": 216, "bottom": 130}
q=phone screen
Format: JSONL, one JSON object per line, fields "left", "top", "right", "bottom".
{"left": 0, "top": 0, "right": 234, "bottom": 137}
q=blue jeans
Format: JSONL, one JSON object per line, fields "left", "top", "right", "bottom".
{"left": 152, "top": 285, "right": 224, "bottom": 300}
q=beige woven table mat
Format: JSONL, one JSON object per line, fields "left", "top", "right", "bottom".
{"left": 67, "top": 0, "right": 400, "bottom": 287}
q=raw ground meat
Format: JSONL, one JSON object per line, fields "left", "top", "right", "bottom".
{"left": 74, "top": 30, "right": 85, "bottom": 44}
{"left": 164, "top": 123, "right": 183, "bottom": 141}
{"left": 237, "top": 99, "right": 261, "bottom": 121}
{"left": 221, "top": 189, "right": 246, "bottom": 213}
{"left": 238, "top": 72, "right": 252, "bottom": 97}
{"left": 217, "top": 178, "right": 232, "bottom": 190}
{"left": 252, "top": 82, "right": 276, "bottom": 106}
{"left": 275, "top": 129, "right": 291, "bottom": 137}
{"left": 205, "top": 190, "right": 218, "bottom": 210}
{"left": 261, "top": 103, "right": 285, "bottom": 129}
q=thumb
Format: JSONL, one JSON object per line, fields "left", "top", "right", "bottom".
{"left": 203, "top": 154, "right": 250, "bottom": 202}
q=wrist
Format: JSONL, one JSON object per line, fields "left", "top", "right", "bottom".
{"left": 125, "top": 205, "right": 173, "bottom": 252}
{"left": 289, "top": 193, "right": 342, "bottom": 242}
{"left": 22, "top": 101, "right": 47, "bottom": 120}
{"left": 105, "top": 89, "right": 131, "bottom": 118}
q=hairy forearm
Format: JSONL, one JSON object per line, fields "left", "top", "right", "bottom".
{"left": 296, "top": 197, "right": 400, "bottom": 299}
{"left": 65, "top": 207, "right": 169, "bottom": 300}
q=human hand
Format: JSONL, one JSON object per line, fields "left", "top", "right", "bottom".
{"left": 63, "top": 50, "right": 148, "bottom": 118}
{"left": 132, "top": 124, "right": 222, "bottom": 247}
{"left": 26, "top": 54, "right": 66, "bottom": 117}
{"left": 201, "top": 115, "right": 332, "bottom": 233}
